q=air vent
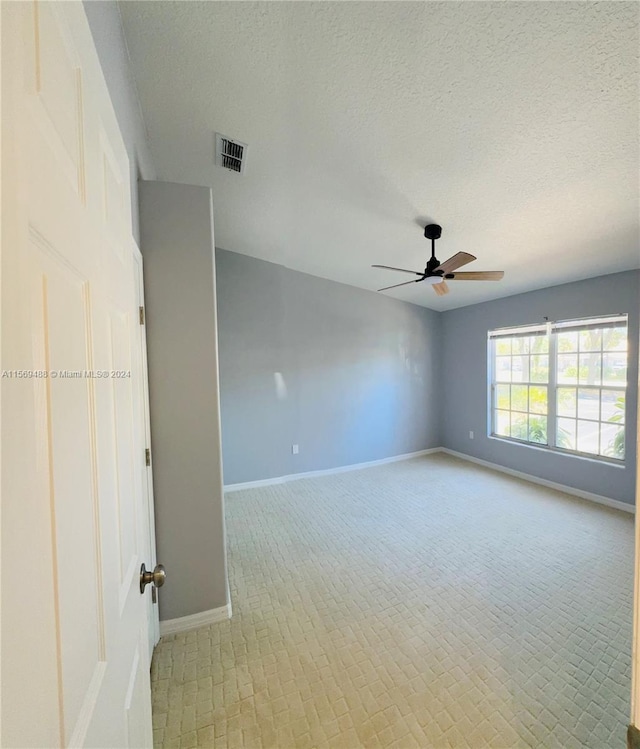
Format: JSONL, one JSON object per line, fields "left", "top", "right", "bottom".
{"left": 215, "top": 133, "right": 248, "bottom": 174}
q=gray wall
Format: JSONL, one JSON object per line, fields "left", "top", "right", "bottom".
{"left": 140, "top": 182, "right": 228, "bottom": 619}
{"left": 83, "top": 0, "right": 155, "bottom": 243}
{"left": 216, "top": 249, "right": 442, "bottom": 485}
{"left": 441, "top": 270, "right": 639, "bottom": 505}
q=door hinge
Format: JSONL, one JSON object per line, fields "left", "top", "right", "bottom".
{"left": 145, "top": 448, "right": 151, "bottom": 466}
{"left": 139, "top": 306, "right": 145, "bottom": 325}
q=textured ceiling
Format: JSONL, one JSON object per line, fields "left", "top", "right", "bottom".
{"left": 119, "top": 1, "right": 639, "bottom": 310}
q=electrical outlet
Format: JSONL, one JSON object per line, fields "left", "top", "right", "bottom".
{"left": 469, "top": 431, "right": 474, "bottom": 439}
{"left": 292, "top": 444, "right": 299, "bottom": 455}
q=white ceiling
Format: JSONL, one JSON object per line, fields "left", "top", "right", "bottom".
{"left": 119, "top": 1, "right": 639, "bottom": 311}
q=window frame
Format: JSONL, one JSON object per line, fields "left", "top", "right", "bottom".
{"left": 488, "top": 315, "right": 628, "bottom": 464}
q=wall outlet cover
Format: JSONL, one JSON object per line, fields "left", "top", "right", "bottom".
{"left": 469, "top": 431, "right": 474, "bottom": 439}
{"left": 292, "top": 444, "right": 299, "bottom": 454}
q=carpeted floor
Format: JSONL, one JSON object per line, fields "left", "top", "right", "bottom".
{"left": 151, "top": 453, "right": 634, "bottom": 748}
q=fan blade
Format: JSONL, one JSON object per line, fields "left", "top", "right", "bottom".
{"left": 372, "top": 264, "right": 423, "bottom": 276}
{"left": 449, "top": 271, "right": 504, "bottom": 281}
{"left": 434, "top": 252, "right": 476, "bottom": 274}
{"left": 431, "top": 281, "right": 449, "bottom": 296}
{"left": 432, "top": 280, "right": 449, "bottom": 296}
{"left": 378, "top": 279, "right": 420, "bottom": 292}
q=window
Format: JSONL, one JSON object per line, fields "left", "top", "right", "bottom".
{"left": 489, "top": 315, "right": 628, "bottom": 461}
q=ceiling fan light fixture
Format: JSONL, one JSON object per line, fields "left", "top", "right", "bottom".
{"left": 424, "top": 276, "right": 444, "bottom": 285}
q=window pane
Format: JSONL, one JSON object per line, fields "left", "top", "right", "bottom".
{"left": 495, "top": 356, "right": 511, "bottom": 382}
{"left": 603, "top": 327, "right": 627, "bottom": 352}
{"left": 510, "top": 413, "right": 528, "bottom": 441}
{"left": 577, "top": 388, "right": 599, "bottom": 421}
{"left": 557, "top": 331, "right": 578, "bottom": 352}
{"left": 601, "top": 391, "right": 625, "bottom": 424}
{"left": 602, "top": 353, "right": 627, "bottom": 386}
{"left": 512, "top": 336, "right": 530, "bottom": 355}
{"left": 511, "top": 385, "right": 528, "bottom": 412}
{"left": 495, "top": 410, "right": 510, "bottom": 437}
{"left": 600, "top": 423, "right": 624, "bottom": 459}
{"left": 528, "top": 416, "right": 547, "bottom": 444}
{"left": 511, "top": 355, "right": 529, "bottom": 383}
{"left": 579, "top": 329, "right": 601, "bottom": 352}
{"left": 530, "top": 335, "right": 549, "bottom": 354}
{"left": 577, "top": 420, "right": 599, "bottom": 455}
{"left": 556, "top": 418, "right": 576, "bottom": 450}
{"left": 495, "top": 339, "right": 511, "bottom": 356}
{"left": 557, "top": 388, "right": 576, "bottom": 418}
{"left": 495, "top": 384, "right": 510, "bottom": 410}
{"left": 557, "top": 354, "right": 578, "bottom": 384}
{"left": 578, "top": 353, "right": 601, "bottom": 386}
{"left": 529, "top": 386, "right": 547, "bottom": 414}
{"left": 530, "top": 355, "right": 549, "bottom": 383}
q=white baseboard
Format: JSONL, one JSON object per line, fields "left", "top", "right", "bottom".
{"left": 224, "top": 447, "right": 440, "bottom": 492}
{"left": 440, "top": 447, "right": 634, "bottom": 514}
{"left": 160, "top": 603, "right": 232, "bottom": 637}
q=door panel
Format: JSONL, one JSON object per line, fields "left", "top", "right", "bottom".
{"left": 39, "top": 247, "right": 105, "bottom": 742}
{"left": 27, "top": 1, "right": 86, "bottom": 197}
{"left": 2, "top": 2, "right": 155, "bottom": 746}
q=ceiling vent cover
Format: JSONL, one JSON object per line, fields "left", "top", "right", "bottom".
{"left": 215, "top": 133, "right": 248, "bottom": 174}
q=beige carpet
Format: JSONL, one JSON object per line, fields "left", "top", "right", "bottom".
{"left": 151, "top": 453, "right": 634, "bottom": 748}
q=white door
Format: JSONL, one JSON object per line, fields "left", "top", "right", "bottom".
{"left": 2, "top": 2, "right": 156, "bottom": 746}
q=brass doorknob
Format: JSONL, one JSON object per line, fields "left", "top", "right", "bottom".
{"left": 140, "top": 563, "right": 166, "bottom": 594}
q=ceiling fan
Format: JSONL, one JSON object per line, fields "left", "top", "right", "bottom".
{"left": 373, "top": 224, "right": 504, "bottom": 296}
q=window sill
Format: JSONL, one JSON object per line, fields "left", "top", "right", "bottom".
{"left": 487, "top": 434, "right": 626, "bottom": 468}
